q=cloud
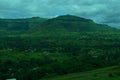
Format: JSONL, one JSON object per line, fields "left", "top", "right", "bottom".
{"left": 0, "top": 0, "right": 120, "bottom": 28}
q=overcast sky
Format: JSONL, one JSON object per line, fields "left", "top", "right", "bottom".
{"left": 0, "top": 0, "right": 120, "bottom": 28}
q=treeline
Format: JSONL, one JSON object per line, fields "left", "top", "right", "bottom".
{"left": 0, "top": 32, "right": 120, "bottom": 53}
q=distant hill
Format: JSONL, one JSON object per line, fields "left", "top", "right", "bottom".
{"left": 30, "top": 15, "right": 117, "bottom": 35}
{"left": 0, "top": 15, "right": 118, "bottom": 36}
{"left": 0, "top": 17, "right": 47, "bottom": 35}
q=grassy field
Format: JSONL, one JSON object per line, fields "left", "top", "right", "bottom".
{"left": 41, "top": 66, "right": 120, "bottom": 80}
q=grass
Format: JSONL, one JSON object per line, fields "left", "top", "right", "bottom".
{"left": 41, "top": 66, "right": 120, "bottom": 80}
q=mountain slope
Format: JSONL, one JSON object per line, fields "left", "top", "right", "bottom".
{"left": 30, "top": 15, "right": 117, "bottom": 35}
{"left": 0, "top": 17, "right": 47, "bottom": 35}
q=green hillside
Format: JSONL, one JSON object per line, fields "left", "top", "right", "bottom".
{"left": 0, "top": 17, "right": 47, "bottom": 35}
{"left": 0, "top": 15, "right": 120, "bottom": 80}
{"left": 42, "top": 66, "right": 120, "bottom": 80}
{"left": 30, "top": 15, "right": 117, "bottom": 35}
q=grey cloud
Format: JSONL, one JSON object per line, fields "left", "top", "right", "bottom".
{"left": 0, "top": 0, "right": 120, "bottom": 28}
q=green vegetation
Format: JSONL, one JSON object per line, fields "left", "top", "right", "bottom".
{"left": 0, "top": 17, "right": 47, "bottom": 35}
{"left": 0, "top": 15, "right": 120, "bottom": 80}
{"left": 0, "top": 50, "right": 120, "bottom": 80}
{"left": 41, "top": 66, "right": 120, "bottom": 80}
{"left": 30, "top": 15, "right": 117, "bottom": 35}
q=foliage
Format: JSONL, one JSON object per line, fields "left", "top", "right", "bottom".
{"left": 0, "top": 15, "right": 120, "bottom": 80}
{"left": 0, "top": 17, "right": 47, "bottom": 35}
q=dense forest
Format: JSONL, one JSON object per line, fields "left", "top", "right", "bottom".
{"left": 0, "top": 15, "right": 120, "bottom": 80}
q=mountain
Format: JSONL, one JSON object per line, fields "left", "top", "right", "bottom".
{"left": 0, "top": 17, "right": 47, "bottom": 35}
{"left": 0, "top": 15, "right": 120, "bottom": 80}
{"left": 30, "top": 15, "right": 117, "bottom": 35}
{"left": 0, "top": 15, "right": 118, "bottom": 36}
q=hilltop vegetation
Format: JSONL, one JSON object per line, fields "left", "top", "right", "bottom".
{"left": 0, "top": 15, "right": 120, "bottom": 80}
{"left": 29, "top": 15, "right": 117, "bottom": 35}
{"left": 0, "top": 17, "right": 47, "bottom": 35}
